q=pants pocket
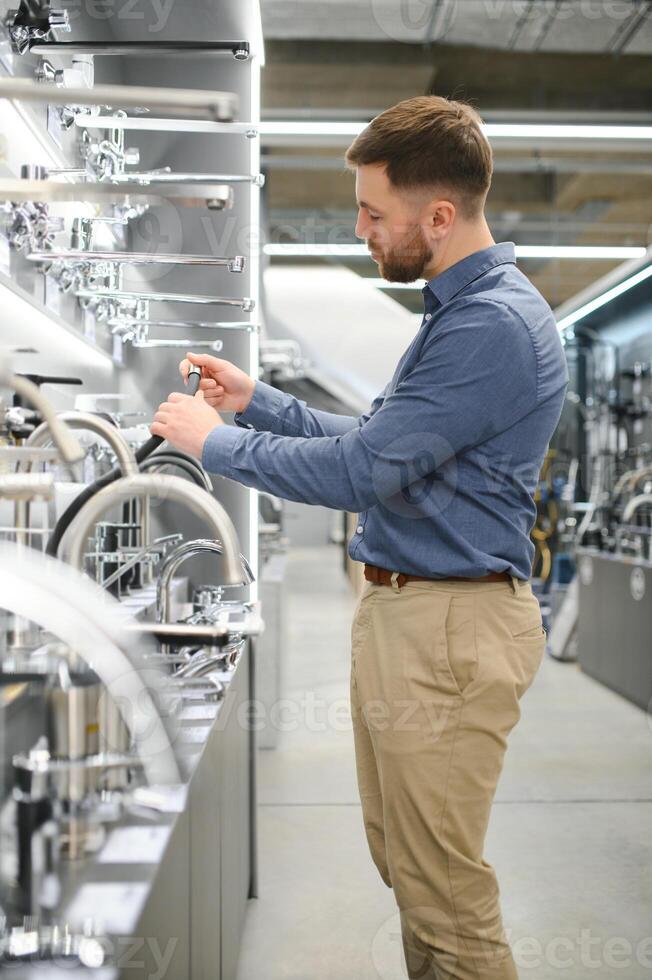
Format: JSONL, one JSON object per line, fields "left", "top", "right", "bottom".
{"left": 438, "top": 594, "right": 479, "bottom": 697}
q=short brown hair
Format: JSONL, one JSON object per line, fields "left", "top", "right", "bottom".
{"left": 345, "top": 95, "right": 493, "bottom": 220}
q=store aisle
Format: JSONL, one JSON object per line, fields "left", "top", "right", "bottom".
{"left": 236, "top": 546, "right": 652, "bottom": 980}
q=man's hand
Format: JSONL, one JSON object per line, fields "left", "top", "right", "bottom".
{"left": 151, "top": 390, "right": 223, "bottom": 458}
{"left": 179, "top": 351, "right": 256, "bottom": 413}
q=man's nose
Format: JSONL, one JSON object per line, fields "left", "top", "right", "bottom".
{"left": 354, "top": 210, "right": 367, "bottom": 240}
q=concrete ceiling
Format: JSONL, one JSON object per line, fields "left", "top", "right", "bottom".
{"left": 261, "top": 0, "right": 652, "bottom": 54}
{"left": 259, "top": 10, "right": 652, "bottom": 309}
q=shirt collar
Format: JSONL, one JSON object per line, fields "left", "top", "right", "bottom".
{"left": 423, "top": 242, "right": 516, "bottom": 310}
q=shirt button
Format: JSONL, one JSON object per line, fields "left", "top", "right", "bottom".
{"left": 356, "top": 525, "right": 364, "bottom": 534}
{"left": 424, "top": 312, "right": 432, "bottom": 320}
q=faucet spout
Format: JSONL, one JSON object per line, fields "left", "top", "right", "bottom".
{"left": 157, "top": 539, "right": 223, "bottom": 623}
{"left": 60, "top": 473, "right": 250, "bottom": 588}
{"left": 24, "top": 411, "right": 138, "bottom": 477}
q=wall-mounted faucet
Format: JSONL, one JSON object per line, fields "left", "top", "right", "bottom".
{"left": 28, "top": 40, "right": 251, "bottom": 60}
{"left": 26, "top": 250, "right": 246, "bottom": 272}
{"left": 75, "top": 287, "right": 255, "bottom": 313}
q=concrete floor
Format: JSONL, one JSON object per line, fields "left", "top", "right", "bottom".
{"left": 237, "top": 545, "right": 652, "bottom": 980}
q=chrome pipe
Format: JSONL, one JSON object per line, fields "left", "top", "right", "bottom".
{"left": 0, "top": 179, "right": 232, "bottom": 210}
{"left": 0, "top": 77, "right": 238, "bottom": 122}
{"left": 27, "top": 250, "right": 246, "bottom": 272}
{"left": 73, "top": 117, "right": 257, "bottom": 137}
{"left": 130, "top": 339, "right": 223, "bottom": 350}
{"left": 29, "top": 40, "right": 250, "bottom": 60}
{"left": 107, "top": 318, "right": 258, "bottom": 333}
{"left": 111, "top": 171, "right": 265, "bottom": 187}
{"left": 75, "top": 288, "right": 255, "bottom": 312}
{"left": 61, "top": 474, "right": 249, "bottom": 587}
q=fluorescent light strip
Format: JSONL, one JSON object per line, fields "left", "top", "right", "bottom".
{"left": 264, "top": 244, "right": 645, "bottom": 260}
{"left": 556, "top": 263, "right": 652, "bottom": 332}
{"left": 265, "top": 244, "right": 367, "bottom": 256}
{"left": 367, "top": 279, "right": 424, "bottom": 290}
{"left": 259, "top": 121, "right": 652, "bottom": 141}
{"left": 517, "top": 245, "right": 646, "bottom": 260}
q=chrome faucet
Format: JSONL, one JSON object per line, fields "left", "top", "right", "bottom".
{"left": 23, "top": 411, "right": 138, "bottom": 477}
{"left": 60, "top": 474, "right": 251, "bottom": 590}
{"left": 156, "top": 538, "right": 253, "bottom": 623}
{"left": 622, "top": 494, "right": 652, "bottom": 524}
{"left": 0, "top": 365, "right": 84, "bottom": 468}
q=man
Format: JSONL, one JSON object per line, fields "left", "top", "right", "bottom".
{"left": 152, "top": 95, "right": 568, "bottom": 979}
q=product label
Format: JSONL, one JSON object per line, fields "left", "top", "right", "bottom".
{"left": 84, "top": 309, "right": 96, "bottom": 343}
{"left": 46, "top": 105, "right": 63, "bottom": 149}
{"left": 44, "top": 275, "right": 61, "bottom": 316}
{"left": 0, "top": 235, "right": 10, "bottom": 275}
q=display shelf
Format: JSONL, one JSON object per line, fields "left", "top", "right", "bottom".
{"left": 0, "top": 269, "right": 116, "bottom": 374}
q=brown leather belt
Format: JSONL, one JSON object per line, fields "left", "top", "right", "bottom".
{"left": 364, "top": 563, "right": 512, "bottom": 589}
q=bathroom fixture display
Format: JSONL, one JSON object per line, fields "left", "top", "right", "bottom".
{"left": 0, "top": 15, "right": 260, "bottom": 969}
{"left": 26, "top": 250, "right": 246, "bottom": 272}
{"left": 60, "top": 473, "right": 250, "bottom": 588}
{"left": 0, "top": 77, "right": 239, "bottom": 123}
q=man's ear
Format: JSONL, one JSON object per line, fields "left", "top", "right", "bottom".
{"left": 425, "top": 198, "right": 456, "bottom": 239}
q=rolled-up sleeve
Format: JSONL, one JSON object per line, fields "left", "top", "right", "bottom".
{"left": 203, "top": 300, "right": 539, "bottom": 511}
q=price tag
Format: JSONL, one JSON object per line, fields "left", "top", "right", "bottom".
{"left": 112, "top": 334, "right": 124, "bottom": 364}
{"left": 0, "top": 30, "right": 13, "bottom": 73}
{"left": 0, "top": 235, "right": 10, "bottom": 275}
{"left": 44, "top": 275, "right": 61, "bottom": 316}
{"left": 46, "top": 105, "right": 63, "bottom": 149}
{"left": 84, "top": 309, "right": 96, "bottom": 342}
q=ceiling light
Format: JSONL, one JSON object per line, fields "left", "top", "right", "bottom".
{"left": 263, "top": 244, "right": 645, "bottom": 260}
{"left": 259, "top": 122, "right": 652, "bottom": 143}
{"left": 556, "top": 263, "right": 652, "bottom": 332}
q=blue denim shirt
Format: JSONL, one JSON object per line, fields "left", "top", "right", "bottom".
{"left": 202, "top": 242, "right": 568, "bottom": 579}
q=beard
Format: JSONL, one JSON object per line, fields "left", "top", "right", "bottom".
{"left": 373, "top": 225, "right": 433, "bottom": 283}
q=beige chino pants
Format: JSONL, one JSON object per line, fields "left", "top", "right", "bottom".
{"left": 350, "top": 574, "right": 546, "bottom": 979}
